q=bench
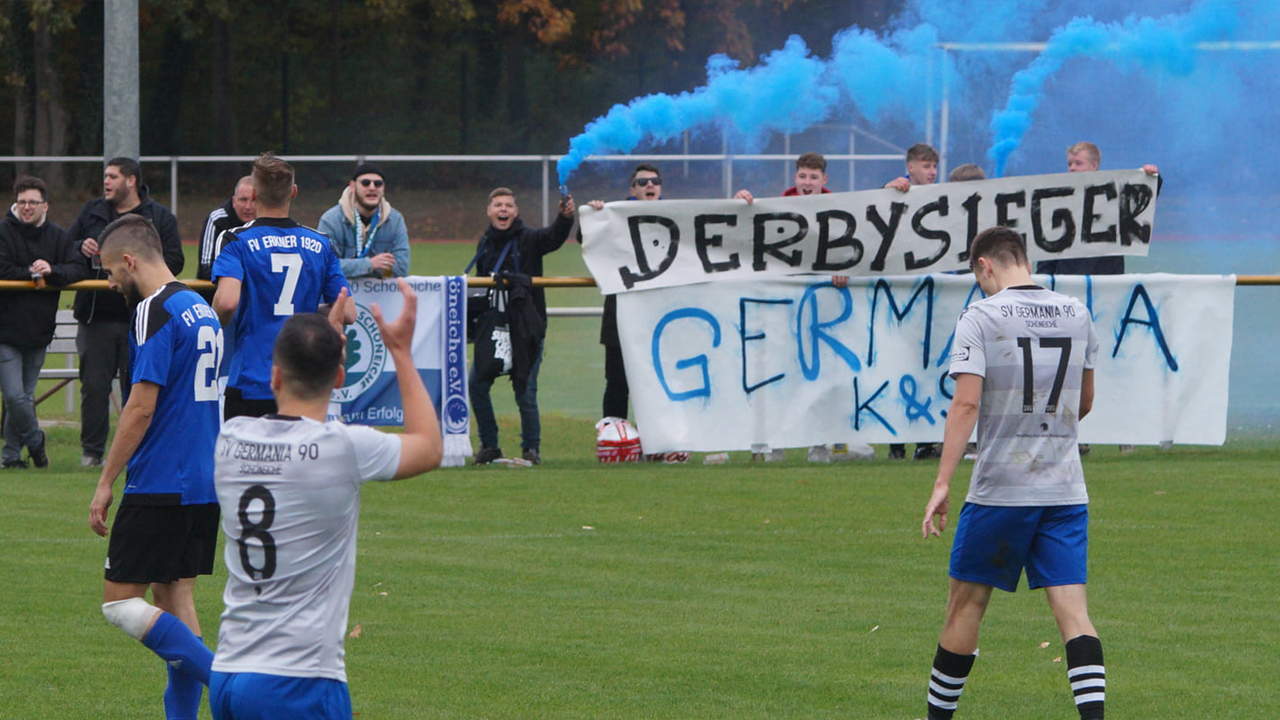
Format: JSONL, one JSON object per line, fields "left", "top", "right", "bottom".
{"left": 36, "top": 309, "right": 79, "bottom": 413}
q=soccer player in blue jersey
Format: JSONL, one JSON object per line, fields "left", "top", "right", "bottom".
{"left": 920, "top": 226, "right": 1104, "bottom": 720}
{"left": 213, "top": 152, "right": 353, "bottom": 420}
{"left": 88, "top": 214, "right": 223, "bottom": 720}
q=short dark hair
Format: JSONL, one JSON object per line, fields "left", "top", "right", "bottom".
{"left": 99, "top": 214, "right": 163, "bottom": 261}
{"left": 906, "top": 143, "right": 939, "bottom": 164}
{"left": 13, "top": 175, "right": 47, "bottom": 201}
{"left": 253, "top": 152, "right": 295, "bottom": 208}
{"left": 629, "top": 163, "right": 660, "bottom": 186}
{"left": 969, "top": 225, "right": 1028, "bottom": 271}
{"left": 948, "top": 163, "right": 985, "bottom": 182}
{"left": 795, "top": 152, "right": 827, "bottom": 172}
{"left": 273, "top": 313, "right": 345, "bottom": 399}
{"left": 106, "top": 157, "right": 142, "bottom": 185}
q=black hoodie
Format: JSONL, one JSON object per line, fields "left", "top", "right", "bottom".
{"left": 69, "top": 184, "right": 184, "bottom": 323}
{"left": 0, "top": 208, "right": 87, "bottom": 347}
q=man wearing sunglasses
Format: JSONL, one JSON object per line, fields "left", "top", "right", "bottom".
{"left": 318, "top": 162, "right": 410, "bottom": 279}
{"left": 593, "top": 164, "right": 660, "bottom": 427}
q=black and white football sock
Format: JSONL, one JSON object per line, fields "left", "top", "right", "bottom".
{"left": 1065, "top": 634, "right": 1106, "bottom": 719}
{"left": 927, "top": 644, "right": 976, "bottom": 720}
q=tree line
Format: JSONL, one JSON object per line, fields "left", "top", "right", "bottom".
{"left": 0, "top": 0, "right": 897, "bottom": 193}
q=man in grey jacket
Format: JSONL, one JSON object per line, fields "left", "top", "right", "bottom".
{"left": 317, "top": 162, "right": 410, "bottom": 278}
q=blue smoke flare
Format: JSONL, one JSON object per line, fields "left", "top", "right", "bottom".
{"left": 987, "top": 0, "right": 1239, "bottom": 176}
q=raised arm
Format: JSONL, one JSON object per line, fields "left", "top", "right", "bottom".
{"left": 371, "top": 279, "right": 443, "bottom": 479}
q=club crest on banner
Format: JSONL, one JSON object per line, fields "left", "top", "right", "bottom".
{"left": 332, "top": 304, "right": 387, "bottom": 404}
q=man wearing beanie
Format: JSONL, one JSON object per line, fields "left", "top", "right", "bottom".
{"left": 318, "top": 162, "right": 410, "bottom": 278}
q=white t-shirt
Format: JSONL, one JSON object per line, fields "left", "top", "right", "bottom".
{"left": 212, "top": 415, "right": 401, "bottom": 681}
{"left": 948, "top": 286, "right": 1099, "bottom": 507}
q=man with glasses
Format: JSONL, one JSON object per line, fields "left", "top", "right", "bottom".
{"left": 318, "top": 162, "right": 410, "bottom": 279}
{"left": 0, "top": 176, "right": 86, "bottom": 468}
{"left": 594, "top": 164, "right": 660, "bottom": 426}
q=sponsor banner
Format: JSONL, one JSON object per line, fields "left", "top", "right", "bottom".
{"left": 581, "top": 169, "right": 1158, "bottom": 294}
{"left": 618, "top": 273, "right": 1232, "bottom": 452}
{"left": 327, "top": 275, "right": 470, "bottom": 466}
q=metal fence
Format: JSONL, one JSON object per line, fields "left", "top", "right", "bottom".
{"left": 0, "top": 146, "right": 905, "bottom": 227}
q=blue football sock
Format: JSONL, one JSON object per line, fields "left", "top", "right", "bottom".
{"left": 163, "top": 655, "right": 204, "bottom": 720}
{"left": 141, "top": 612, "right": 213, "bottom": 685}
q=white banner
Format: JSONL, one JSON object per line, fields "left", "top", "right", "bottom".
{"left": 618, "top": 274, "right": 1233, "bottom": 452}
{"left": 326, "top": 275, "right": 471, "bottom": 467}
{"left": 581, "top": 169, "right": 1158, "bottom": 294}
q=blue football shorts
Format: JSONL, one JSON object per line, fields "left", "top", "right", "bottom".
{"left": 949, "top": 503, "right": 1089, "bottom": 592}
{"left": 210, "top": 672, "right": 351, "bottom": 720}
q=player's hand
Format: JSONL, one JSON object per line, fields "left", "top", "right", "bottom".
{"left": 89, "top": 483, "right": 114, "bottom": 537}
{"left": 370, "top": 253, "right": 395, "bottom": 274}
{"left": 80, "top": 238, "right": 99, "bottom": 258}
{"left": 884, "top": 177, "right": 911, "bottom": 193}
{"left": 922, "top": 484, "right": 950, "bottom": 538}
{"left": 1142, "top": 164, "right": 1159, "bottom": 176}
{"left": 326, "top": 287, "right": 351, "bottom": 336}
{"left": 832, "top": 275, "right": 849, "bottom": 289}
{"left": 371, "top": 278, "right": 417, "bottom": 355}
{"left": 734, "top": 189, "right": 754, "bottom": 204}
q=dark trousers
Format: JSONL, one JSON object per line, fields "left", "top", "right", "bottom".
{"left": 602, "top": 341, "right": 629, "bottom": 419}
{"left": 470, "top": 343, "right": 543, "bottom": 452}
{"left": 224, "top": 386, "right": 278, "bottom": 422}
{"left": 77, "top": 321, "right": 130, "bottom": 458}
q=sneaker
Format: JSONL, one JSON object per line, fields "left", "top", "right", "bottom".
{"left": 830, "top": 442, "right": 875, "bottom": 461}
{"left": 473, "top": 446, "right": 503, "bottom": 465}
{"left": 28, "top": 430, "right": 48, "bottom": 468}
{"left": 888, "top": 445, "right": 906, "bottom": 460}
{"left": 913, "top": 443, "right": 942, "bottom": 460}
{"left": 807, "top": 445, "right": 832, "bottom": 463}
{"left": 963, "top": 442, "right": 979, "bottom": 461}
{"left": 522, "top": 448, "right": 541, "bottom": 466}
{"left": 2, "top": 458, "right": 28, "bottom": 469}
{"left": 1078, "top": 444, "right": 1091, "bottom": 456}
{"left": 81, "top": 454, "right": 103, "bottom": 468}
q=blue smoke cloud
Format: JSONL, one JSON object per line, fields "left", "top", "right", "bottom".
{"left": 558, "top": 1, "right": 1269, "bottom": 188}
{"left": 987, "top": 0, "right": 1240, "bottom": 176}
{"left": 556, "top": 36, "right": 834, "bottom": 185}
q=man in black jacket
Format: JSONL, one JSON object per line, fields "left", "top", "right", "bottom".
{"left": 0, "top": 176, "right": 87, "bottom": 468}
{"left": 469, "top": 187, "right": 575, "bottom": 466}
{"left": 71, "top": 158, "right": 184, "bottom": 467}
{"left": 196, "top": 175, "right": 255, "bottom": 285}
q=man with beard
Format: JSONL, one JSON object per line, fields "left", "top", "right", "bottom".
{"left": 71, "top": 157, "right": 183, "bottom": 468}
{"left": 213, "top": 153, "right": 352, "bottom": 421}
{"left": 88, "top": 214, "right": 222, "bottom": 720}
{"left": 318, "top": 162, "right": 410, "bottom": 278}
{"left": 469, "top": 187, "right": 575, "bottom": 465}
{"left": 0, "top": 175, "right": 86, "bottom": 468}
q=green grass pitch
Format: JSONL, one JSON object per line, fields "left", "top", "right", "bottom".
{"left": 1, "top": 241, "right": 1276, "bottom": 718}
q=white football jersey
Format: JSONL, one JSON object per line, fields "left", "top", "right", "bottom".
{"left": 948, "top": 285, "right": 1099, "bottom": 507}
{"left": 212, "top": 415, "right": 401, "bottom": 681}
